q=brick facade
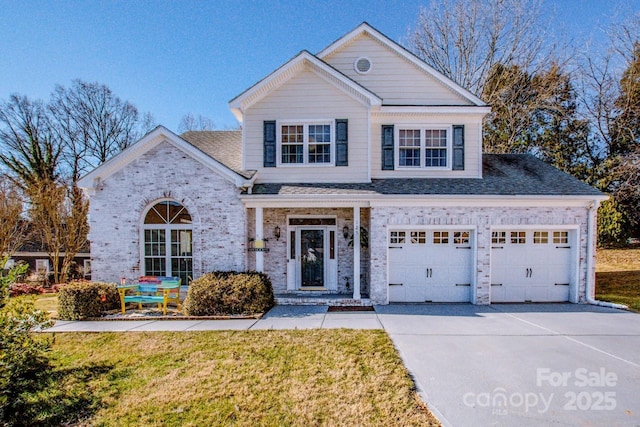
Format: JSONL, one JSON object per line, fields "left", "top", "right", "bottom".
{"left": 87, "top": 142, "right": 246, "bottom": 284}
{"left": 369, "top": 206, "right": 589, "bottom": 305}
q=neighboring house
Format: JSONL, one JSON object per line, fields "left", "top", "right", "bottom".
{"left": 77, "top": 23, "right": 606, "bottom": 305}
{"left": 4, "top": 232, "right": 91, "bottom": 281}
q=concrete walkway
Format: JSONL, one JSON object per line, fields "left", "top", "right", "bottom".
{"left": 45, "top": 305, "right": 383, "bottom": 332}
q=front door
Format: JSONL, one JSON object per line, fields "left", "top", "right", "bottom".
{"left": 286, "top": 220, "right": 338, "bottom": 291}
{"left": 300, "top": 228, "right": 325, "bottom": 287}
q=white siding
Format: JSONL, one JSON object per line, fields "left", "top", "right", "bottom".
{"left": 322, "top": 34, "right": 473, "bottom": 106}
{"left": 371, "top": 113, "right": 483, "bottom": 178}
{"left": 244, "top": 68, "right": 369, "bottom": 183}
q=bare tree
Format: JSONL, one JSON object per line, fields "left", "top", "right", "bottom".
{"left": 49, "top": 80, "right": 141, "bottom": 182}
{"left": 0, "top": 95, "right": 61, "bottom": 191}
{"left": 407, "top": 0, "right": 551, "bottom": 96}
{"left": 29, "top": 182, "right": 88, "bottom": 283}
{"left": 0, "top": 176, "right": 26, "bottom": 260}
{"left": 178, "top": 113, "right": 215, "bottom": 133}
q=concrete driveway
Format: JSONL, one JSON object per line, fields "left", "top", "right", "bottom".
{"left": 375, "top": 304, "right": 640, "bottom": 427}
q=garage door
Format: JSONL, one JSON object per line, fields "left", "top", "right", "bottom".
{"left": 388, "top": 230, "right": 473, "bottom": 302}
{"left": 491, "top": 230, "right": 573, "bottom": 302}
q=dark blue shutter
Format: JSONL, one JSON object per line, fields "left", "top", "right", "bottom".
{"left": 335, "top": 119, "right": 348, "bottom": 166}
{"left": 452, "top": 125, "right": 464, "bottom": 170}
{"left": 263, "top": 120, "right": 276, "bottom": 167}
{"left": 381, "top": 125, "right": 394, "bottom": 170}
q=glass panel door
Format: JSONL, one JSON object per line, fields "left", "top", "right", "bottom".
{"left": 300, "top": 229, "right": 324, "bottom": 287}
{"left": 144, "top": 229, "right": 166, "bottom": 276}
{"left": 171, "top": 230, "right": 193, "bottom": 285}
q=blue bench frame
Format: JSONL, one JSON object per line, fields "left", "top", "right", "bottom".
{"left": 117, "top": 276, "right": 181, "bottom": 315}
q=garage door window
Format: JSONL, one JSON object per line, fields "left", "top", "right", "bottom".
{"left": 553, "top": 231, "right": 569, "bottom": 244}
{"left": 492, "top": 231, "right": 506, "bottom": 244}
{"left": 533, "top": 231, "right": 549, "bottom": 244}
{"left": 454, "top": 231, "right": 470, "bottom": 245}
{"left": 510, "top": 231, "right": 526, "bottom": 244}
{"left": 434, "top": 231, "right": 449, "bottom": 244}
{"left": 410, "top": 231, "right": 426, "bottom": 244}
{"left": 390, "top": 231, "right": 405, "bottom": 244}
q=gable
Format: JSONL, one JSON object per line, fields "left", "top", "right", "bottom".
{"left": 322, "top": 33, "right": 473, "bottom": 106}
{"left": 77, "top": 126, "right": 252, "bottom": 193}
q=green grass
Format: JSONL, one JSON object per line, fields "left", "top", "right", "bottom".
{"left": 34, "top": 293, "right": 58, "bottom": 317}
{"left": 24, "top": 330, "right": 440, "bottom": 426}
{"left": 596, "top": 248, "right": 640, "bottom": 311}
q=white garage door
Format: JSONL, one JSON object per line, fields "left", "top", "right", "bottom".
{"left": 491, "top": 230, "right": 573, "bottom": 302}
{"left": 388, "top": 230, "right": 473, "bottom": 302}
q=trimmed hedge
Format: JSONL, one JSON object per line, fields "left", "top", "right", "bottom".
{"left": 183, "top": 271, "right": 274, "bottom": 316}
{"left": 57, "top": 281, "right": 120, "bottom": 320}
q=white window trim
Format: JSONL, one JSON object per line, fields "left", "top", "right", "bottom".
{"left": 276, "top": 120, "right": 335, "bottom": 167}
{"left": 395, "top": 125, "right": 452, "bottom": 170}
{"left": 35, "top": 259, "right": 50, "bottom": 274}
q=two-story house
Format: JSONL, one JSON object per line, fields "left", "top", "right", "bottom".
{"left": 78, "top": 23, "right": 606, "bottom": 305}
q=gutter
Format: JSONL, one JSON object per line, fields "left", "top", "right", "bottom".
{"left": 585, "top": 200, "right": 628, "bottom": 310}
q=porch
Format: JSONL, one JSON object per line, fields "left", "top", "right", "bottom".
{"left": 245, "top": 204, "right": 371, "bottom": 303}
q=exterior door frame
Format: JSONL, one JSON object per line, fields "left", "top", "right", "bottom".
{"left": 286, "top": 215, "right": 338, "bottom": 291}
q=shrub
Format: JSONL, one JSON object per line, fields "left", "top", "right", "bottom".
{"left": 183, "top": 271, "right": 274, "bottom": 316}
{"left": 57, "top": 281, "right": 120, "bottom": 320}
{"left": 9, "top": 283, "right": 45, "bottom": 297}
{"left": 1, "top": 264, "right": 53, "bottom": 424}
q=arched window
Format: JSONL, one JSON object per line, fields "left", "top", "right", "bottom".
{"left": 142, "top": 201, "right": 192, "bottom": 285}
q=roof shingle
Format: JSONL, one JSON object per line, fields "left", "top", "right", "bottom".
{"left": 180, "top": 130, "right": 255, "bottom": 179}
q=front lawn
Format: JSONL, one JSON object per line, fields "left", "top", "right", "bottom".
{"left": 23, "top": 330, "right": 440, "bottom": 426}
{"left": 596, "top": 248, "right": 640, "bottom": 311}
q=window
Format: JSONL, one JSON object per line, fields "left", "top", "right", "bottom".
{"left": 433, "top": 231, "right": 449, "bottom": 244}
{"left": 36, "top": 259, "right": 50, "bottom": 274}
{"left": 399, "top": 129, "right": 421, "bottom": 167}
{"left": 553, "top": 231, "right": 569, "bottom": 244}
{"left": 142, "top": 201, "right": 193, "bottom": 285}
{"left": 454, "top": 231, "right": 470, "bottom": 245}
{"left": 397, "top": 126, "right": 451, "bottom": 169}
{"left": 390, "top": 231, "right": 405, "bottom": 244}
{"left": 410, "top": 231, "right": 426, "bottom": 244}
{"left": 279, "top": 123, "right": 333, "bottom": 165}
{"left": 424, "top": 129, "right": 447, "bottom": 167}
{"left": 492, "top": 231, "right": 506, "bottom": 244}
{"left": 533, "top": 231, "right": 549, "bottom": 244}
{"left": 510, "top": 231, "right": 526, "bottom": 244}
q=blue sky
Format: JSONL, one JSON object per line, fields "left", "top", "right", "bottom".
{"left": 1, "top": 0, "right": 638, "bottom": 130}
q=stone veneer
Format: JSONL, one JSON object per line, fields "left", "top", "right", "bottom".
{"left": 87, "top": 141, "right": 246, "bottom": 283}
{"left": 369, "top": 206, "right": 590, "bottom": 305}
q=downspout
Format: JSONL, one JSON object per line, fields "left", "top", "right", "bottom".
{"left": 585, "top": 200, "right": 628, "bottom": 309}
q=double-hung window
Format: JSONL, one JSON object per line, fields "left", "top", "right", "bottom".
{"left": 397, "top": 126, "right": 451, "bottom": 169}
{"left": 279, "top": 122, "right": 333, "bottom": 165}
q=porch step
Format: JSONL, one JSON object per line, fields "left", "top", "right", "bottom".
{"left": 275, "top": 293, "right": 372, "bottom": 306}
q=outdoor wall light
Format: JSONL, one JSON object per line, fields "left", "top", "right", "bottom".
{"left": 343, "top": 225, "right": 350, "bottom": 239}
{"left": 274, "top": 225, "right": 281, "bottom": 241}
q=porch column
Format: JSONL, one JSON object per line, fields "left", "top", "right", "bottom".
{"left": 255, "top": 207, "right": 264, "bottom": 272}
{"left": 353, "top": 206, "right": 361, "bottom": 299}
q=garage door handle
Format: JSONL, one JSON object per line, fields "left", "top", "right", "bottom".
{"left": 491, "top": 283, "right": 502, "bottom": 287}
{"left": 555, "top": 246, "right": 571, "bottom": 249}
{"left": 455, "top": 283, "right": 471, "bottom": 287}
{"left": 388, "top": 247, "right": 403, "bottom": 249}
{"left": 492, "top": 246, "right": 504, "bottom": 249}
{"left": 456, "top": 246, "right": 471, "bottom": 249}
{"left": 425, "top": 268, "right": 433, "bottom": 278}
{"left": 554, "top": 283, "right": 570, "bottom": 286}
{"left": 526, "top": 268, "right": 533, "bottom": 278}
{"left": 389, "top": 283, "right": 403, "bottom": 286}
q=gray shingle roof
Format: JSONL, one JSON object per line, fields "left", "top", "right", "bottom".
{"left": 180, "top": 130, "right": 256, "bottom": 179}
{"left": 249, "top": 154, "right": 603, "bottom": 197}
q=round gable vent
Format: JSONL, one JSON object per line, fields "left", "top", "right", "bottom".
{"left": 354, "top": 57, "right": 372, "bottom": 74}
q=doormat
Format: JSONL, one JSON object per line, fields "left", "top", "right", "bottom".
{"left": 328, "top": 306, "right": 375, "bottom": 312}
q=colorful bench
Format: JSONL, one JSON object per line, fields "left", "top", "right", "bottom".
{"left": 117, "top": 276, "right": 182, "bottom": 315}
